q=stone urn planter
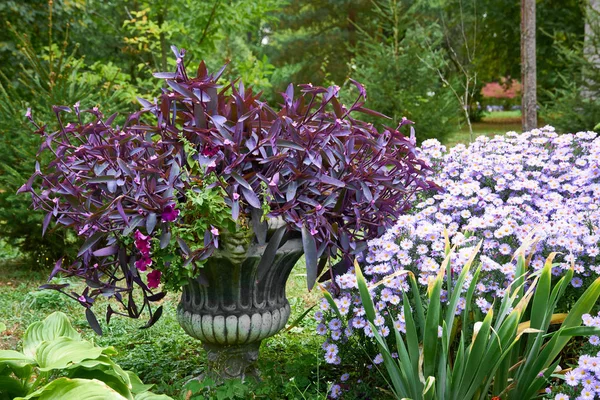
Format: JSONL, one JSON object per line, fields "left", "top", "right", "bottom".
{"left": 176, "top": 227, "right": 304, "bottom": 380}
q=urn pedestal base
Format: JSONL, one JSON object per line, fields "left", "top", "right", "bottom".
{"left": 176, "top": 237, "right": 303, "bottom": 381}
{"left": 202, "top": 341, "right": 261, "bottom": 381}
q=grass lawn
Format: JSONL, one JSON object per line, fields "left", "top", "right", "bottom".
{"left": 0, "top": 257, "right": 345, "bottom": 399}
{"left": 443, "top": 110, "right": 523, "bottom": 147}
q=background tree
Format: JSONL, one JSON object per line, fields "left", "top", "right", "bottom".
{"left": 521, "top": 0, "right": 537, "bottom": 131}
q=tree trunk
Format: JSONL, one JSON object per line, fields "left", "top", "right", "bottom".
{"left": 521, "top": 0, "right": 537, "bottom": 131}
{"left": 583, "top": 0, "right": 600, "bottom": 99}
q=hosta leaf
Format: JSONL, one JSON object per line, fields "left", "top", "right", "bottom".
{"left": 134, "top": 392, "right": 173, "bottom": 400}
{"left": 35, "top": 338, "right": 104, "bottom": 371}
{"left": 0, "top": 375, "right": 26, "bottom": 398}
{"left": 23, "top": 312, "right": 80, "bottom": 358}
{"left": 0, "top": 350, "right": 35, "bottom": 370}
{"left": 15, "top": 377, "right": 128, "bottom": 400}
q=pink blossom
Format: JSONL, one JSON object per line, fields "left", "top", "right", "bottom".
{"left": 161, "top": 204, "right": 180, "bottom": 222}
{"left": 135, "top": 254, "right": 152, "bottom": 271}
{"left": 147, "top": 270, "right": 162, "bottom": 289}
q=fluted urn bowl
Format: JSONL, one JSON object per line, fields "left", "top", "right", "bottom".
{"left": 176, "top": 228, "right": 304, "bottom": 380}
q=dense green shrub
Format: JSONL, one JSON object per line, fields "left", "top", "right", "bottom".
{"left": 542, "top": 80, "right": 600, "bottom": 133}
{"left": 343, "top": 2, "right": 458, "bottom": 143}
{"left": 541, "top": 10, "right": 600, "bottom": 133}
{"left": 0, "top": 33, "right": 137, "bottom": 267}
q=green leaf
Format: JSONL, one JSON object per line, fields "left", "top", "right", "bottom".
{"left": 402, "top": 292, "right": 420, "bottom": 394}
{"left": 557, "top": 326, "right": 600, "bottom": 337}
{"left": 15, "top": 377, "right": 128, "bottom": 400}
{"left": 127, "top": 371, "right": 154, "bottom": 394}
{"left": 369, "top": 322, "right": 408, "bottom": 398}
{"left": 355, "top": 262, "right": 376, "bottom": 321}
{"left": 0, "top": 375, "right": 27, "bottom": 397}
{"left": 547, "top": 277, "right": 600, "bottom": 361}
{"left": 423, "top": 272, "right": 442, "bottom": 379}
{"left": 0, "top": 350, "right": 35, "bottom": 370}
{"left": 35, "top": 337, "right": 104, "bottom": 371}
{"left": 134, "top": 391, "right": 173, "bottom": 400}
{"left": 456, "top": 309, "right": 494, "bottom": 399}
{"left": 423, "top": 376, "right": 436, "bottom": 400}
{"left": 23, "top": 312, "right": 80, "bottom": 358}
{"left": 68, "top": 367, "right": 134, "bottom": 400}
{"left": 320, "top": 288, "right": 342, "bottom": 322}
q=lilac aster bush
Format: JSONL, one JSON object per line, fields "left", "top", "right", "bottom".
{"left": 545, "top": 312, "right": 600, "bottom": 400}
{"left": 19, "top": 46, "right": 436, "bottom": 332}
{"left": 319, "top": 126, "right": 600, "bottom": 397}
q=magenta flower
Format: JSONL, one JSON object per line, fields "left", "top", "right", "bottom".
{"left": 161, "top": 204, "right": 180, "bottom": 222}
{"left": 135, "top": 254, "right": 153, "bottom": 272}
{"left": 210, "top": 226, "right": 219, "bottom": 236}
{"left": 147, "top": 270, "right": 162, "bottom": 289}
{"left": 201, "top": 145, "right": 219, "bottom": 157}
{"left": 134, "top": 230, "right": 151, "bottom": 255}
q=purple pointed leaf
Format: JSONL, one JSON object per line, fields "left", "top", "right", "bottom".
{"left": 146, "top": 213, "right": 157, "bottom": 234}
{"left": 354, "top": 106, "right": 391, "bottom": 119}
{"left": 136, "top": 97, "right": 154, "bottom": 109}
{"left": 241, "top": 186, "right": 261, "bottom": 209}
{"left": 167, "top": 80, "right": 195, "bottom": 99}
{"left": 147, "top": 292, "right": 167, "bottom": 302}
{"left": 117, "top": 201, "right": 129, "bottom": 226}
{"left": 276, "top": 139, "right": 305, "bottom": 151}
{"left": 42, "top": 212, "right": 52, "bottom": 236}
{"left": 286, "top": 181, "right": 298, "bottom": 202}
{"left": 320, "top": 175, "right": 345, "bottom": 188}
{"left": 153, "top": 72, "right": 177, "bottom": 79}
{"left": 89, "top": 176, "right": 116, "bottom": 184}
{"left": 93, "top": 246, "right": 119, "bottom": 257}
{"left": 257, "top": 226, "right": 286, "bottom": 283}
{"left": 231, "top": 172, "right": 251, "bottom": 190}
{"left": 106, "top": 306, "right": 114, "bottom": 324}
{"left": 302, "top": 225, "right": 318, "bottom": 290}
{"left": 141, "top": 305, "right": 163, "bottom": 329}
{"left": 177, "top": 237, "right": 191, "bottom": 256}
{"left": 232, "top": 199, "right": 240, "bottom": 221}
{"left": 78, "top": 232, "right": 104, "bottom": 257}
{"left": 86, "top": 308, "right": 103, "bottom": 336}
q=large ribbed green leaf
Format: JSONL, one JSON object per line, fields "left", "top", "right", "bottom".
{"left": 23, "top": 312, "right": 80, "bottom": 358}
{"left": 15, "top": 378, "right": 127, "bottom": 400}
{"left": 35, "top": 337, "right": 104, "bottom": 371}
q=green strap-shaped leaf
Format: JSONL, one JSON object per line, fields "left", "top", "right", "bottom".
{"left": 423, "top": 376, "right": 436, "bottom": 400}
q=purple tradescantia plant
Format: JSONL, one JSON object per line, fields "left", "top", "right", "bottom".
{"left": 19, "top": 46, "right": 437, "bottom": 330}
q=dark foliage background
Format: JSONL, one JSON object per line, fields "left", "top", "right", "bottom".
{"left": 0, "top": 0, "right": 594, "bottom": 265}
